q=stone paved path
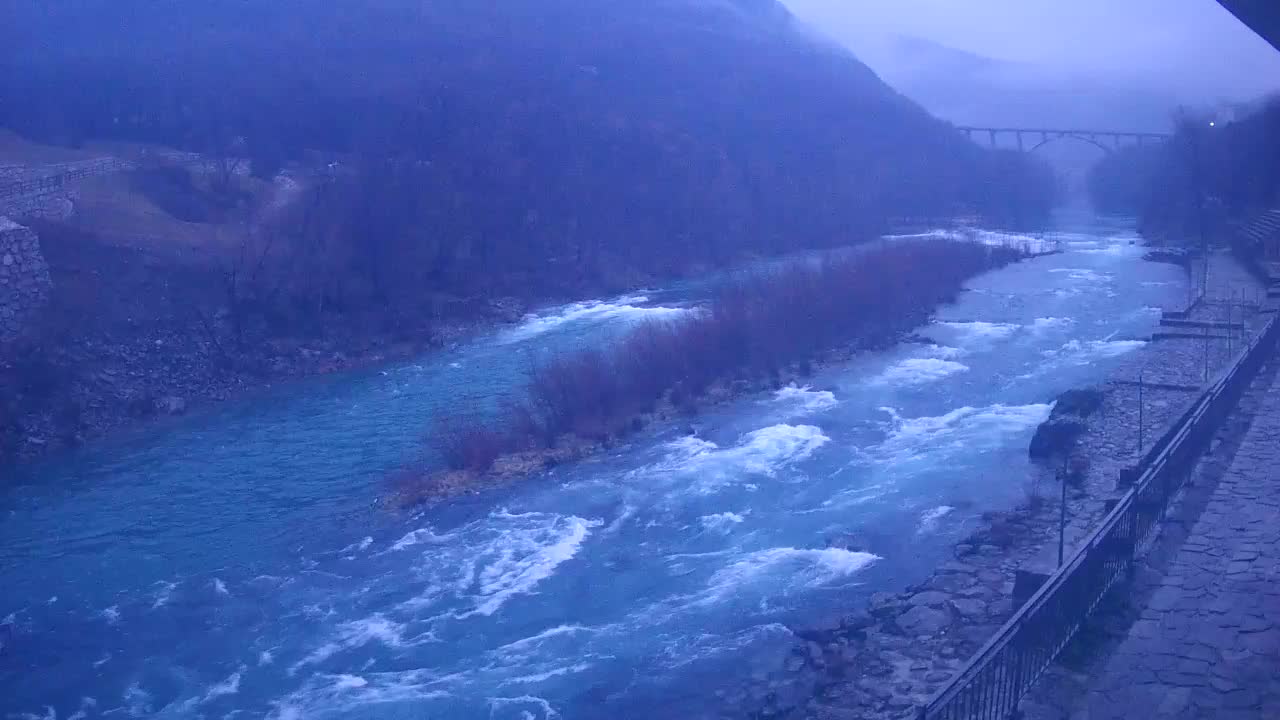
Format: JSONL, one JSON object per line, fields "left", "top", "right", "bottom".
{"left": 1071, "top": 367, "right": 1280, "bottom": 719}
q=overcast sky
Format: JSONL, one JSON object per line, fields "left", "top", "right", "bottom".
{"left": 781, "top": 0, "right": 1280, "bottom": 101}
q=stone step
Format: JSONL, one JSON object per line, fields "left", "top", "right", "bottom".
{"left": 1109, "top": 379, "right": 1201, "bottom": 393}
{"left": 1159, "top": 318, "right": 1245, "bottom": 330}
{"left": 1151, "top": 331, "right": 1233, "bottom": 341}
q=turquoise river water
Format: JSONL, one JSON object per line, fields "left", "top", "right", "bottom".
{"left": 0, "top": 218, "right": 1185, "bottom": 719}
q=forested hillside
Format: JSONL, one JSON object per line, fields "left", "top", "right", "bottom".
{"left": 4, "top": 0, "right": 1052, "bottom": 299}
{"left": 1, "top": 0, "right": 1056, "bottom": 464}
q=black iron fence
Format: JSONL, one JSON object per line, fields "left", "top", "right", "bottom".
{"left": 917, "top": 308, "right": 1280, "bottom": 720}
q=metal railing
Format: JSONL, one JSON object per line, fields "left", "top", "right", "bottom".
{"left": 917, "top": 308, "right": 1280, "bottom": 720}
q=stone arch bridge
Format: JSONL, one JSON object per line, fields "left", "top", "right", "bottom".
{"left": 956, "top": 126, "right": 1172, "bottom": 154}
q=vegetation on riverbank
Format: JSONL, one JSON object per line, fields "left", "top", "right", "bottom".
{"left": 396, "top": 238, "right": 1030, "bottom": 504}
{"left": 1088, "top": 96, "right": 1280, "bottom": 242}
{"left": 2, "top": 0, "right": 1059, "bottom": 467}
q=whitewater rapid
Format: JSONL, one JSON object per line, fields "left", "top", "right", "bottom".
{"left": 0, "top": 221, "right": 1187, "bottom": 719}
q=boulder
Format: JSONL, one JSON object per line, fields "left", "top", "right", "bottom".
{"left": 1028, "top": 418, "right": 1086, "bottom": 460}
{"left": 897, "top": 605, "right": 950, "bottom": 636}
{"left": 907, "top": 590, "right": 951, "bottom": 608}
{"left": 1053, "top": 387, "right": 1105, "bottom": 417}
{"left": 950, "top": 598, "right": 987, "bottom": 618}
{"left": 1029, "top": 386, "right": 1105, "bottom": 461}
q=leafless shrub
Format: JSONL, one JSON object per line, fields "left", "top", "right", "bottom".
{"left": 431, "top": 416, "right": 509, "bottom": 472}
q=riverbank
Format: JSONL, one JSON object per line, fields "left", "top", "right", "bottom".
{"left": 392, "top": 238, "right": 1034, "bottom": 507}
{"left": 733, "top": 247, "right": 1270, "bottom": 720}
{"left": 0, "top": 233, "right": 533, "bottom": 468}
{"left": 2, "top": 218, "right": 1192, "bottom": 720}
{"left": 3, "top": 217, "right": 991, "bottom": 470}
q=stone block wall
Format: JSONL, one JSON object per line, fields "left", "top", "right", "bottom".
{"left": 0, "top": 216, "right": 52, "bottom": 344}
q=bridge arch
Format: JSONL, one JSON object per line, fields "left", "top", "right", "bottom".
{"left": 1028, "top": 133, "right": 1116, "bottom": 155}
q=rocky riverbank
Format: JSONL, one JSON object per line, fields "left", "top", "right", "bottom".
{"left": 0, "top": 293, "right": 530, "bottom": 468}
{"left": 0, "top": 218, "right": 539, "bottom": 469}
{"left": 710, "top": 248, "right": 1271, "bottom": 720}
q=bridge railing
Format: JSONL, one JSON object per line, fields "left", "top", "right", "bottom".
{"left": 917, "top": 307, "right": 1280, "bottom": 720}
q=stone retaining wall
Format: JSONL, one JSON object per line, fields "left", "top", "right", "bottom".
{"left": 0, "top": 216, "right": 51, "bottom": 344}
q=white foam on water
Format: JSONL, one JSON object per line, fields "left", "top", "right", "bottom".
{"left": 65, "top": 697, "right": 97, "bottom": 720}
{"left": 772, "top": 384, "right": 838, "bottom": 414}
{"left": 937, "top": 321, "right": 1020, "bottom": 345}
{"left": 657, "top": 623, "right": 795, "bottom": 671}
{"left": 487, "top": 695, "right": 561, "bottom": 720}
{"left": 390, "top": 527, "right": 451, "bottom": 552}
{"left": 391, "top": 511, "right": 602, "bottom": 622}
{"left": 503, "top": 662, "right": 593, "bottom": 685}
{"left": 870, "top": 358, "right": 969, "bottom": 387}
{"left": 884, "top": 228, "right": 1053, "bottom": 254}
{"left": 123, "top": 682, "right": 151, "bottom": 716}
{"left": 699, "top": 511, "right": 747, "bottom": 533}
{"left": 497, "top": 295, "right": 688, "bottom": 345}
{"left": 882, "top": 229, "right": 965, "bottom": 241}
{"left": 339, "top": 537, "right": 374, "bottom": 554}
{"left": 17, "top": 698, "right": 99, "bottom": 720}
{"left": 294, "top": 615, "right": 416, "bottom": 671}
{"left": 1066, "top": 239, "right": 1101, "bottom": 249}
{"left": 971, "top": 229, "right": 1055, "bottom": 253}
{"left": 203, "top": 670, "right": 242, "bottom": 701}
{"left": 920, "top": 344, "right": 967, "bottom": 359}
{"left": 272, "top": 671, "right": 452, "bottom": 720}
{"left": 1040, "top": 338, "right": 1147, "bottom": 369}
{"left": 213, "top": 578, "right": 230, "bottom": 596}
{"left": 100, "top": 606, "right": 120, "bottom": 624}
{"left": 696, "top": 547, "right": 880, "bottom": 605}
{"left": 492, "top": 625, "right": 596, "bottom": 662}
{"left": 918, "top": 506, "right": 955, "bottom": 534}
{"left": 259, "top": 650, "right": 275, "bottom": 666}
{"left": 1029, "top": 317, "right": 1074, "bottom": 334}
{"left": 872, "top": 404, "right": 1052, "bottom": 463}
{"left": 1049, "top": 268, "right": 1113, "bottom": 283}
{"left": 150, "top": 581, "right": 176, "bottom": 610}
{"left": 470, "top": 514, "right": 600, "bottom": 617}
{"left": 1076, "top": 244, "right": 1131, "bottom": 256}
{"left": 972, "top": 229, "right": 1032, "bottom": 243}
{"left": 821, "top": 482, "right": 891, "bottom": 510}
{"left": 653, "top": 425, "right": 829, "bottom": 493}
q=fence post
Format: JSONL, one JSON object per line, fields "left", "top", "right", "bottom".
{"left": 1203, "top": 324, "right": 1210, "bottom": 382}
{"left": 1137, "top": 370, "right": 1145, "bottom": 455}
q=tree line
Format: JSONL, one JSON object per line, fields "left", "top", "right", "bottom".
{"left": 1088, "top": 98, "right": 1280, "bottom": 242}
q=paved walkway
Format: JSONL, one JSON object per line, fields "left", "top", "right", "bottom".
{"left": 1072, "top": 368, "right": 1280, "bottom": 718}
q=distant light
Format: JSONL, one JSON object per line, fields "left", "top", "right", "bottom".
{"left": 1209, "top": 121, "right": 1216, "bottom": 127}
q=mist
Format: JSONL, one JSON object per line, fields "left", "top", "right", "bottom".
{"left": 782, "top": 0, "right": 1280, "bottom": 130}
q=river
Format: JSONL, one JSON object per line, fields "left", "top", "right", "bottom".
{"left": 0, "top": 216, "right": 1185, "bottom": 719}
